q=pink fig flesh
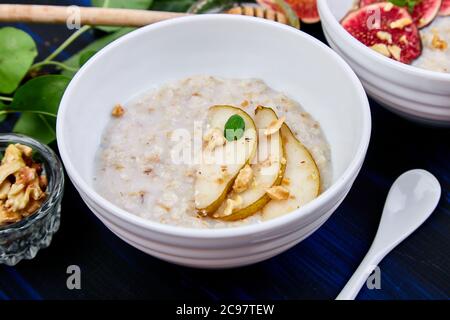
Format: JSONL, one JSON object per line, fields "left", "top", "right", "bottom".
{"left": 439, "top": 0, "right": 450, "bottom": 15}
{"left": 342, "top": 2, "right": 422, "bottom": 64}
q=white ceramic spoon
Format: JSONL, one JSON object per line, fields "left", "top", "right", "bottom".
{"left": 336, "top": 169, "right": 441, "bottom": 300}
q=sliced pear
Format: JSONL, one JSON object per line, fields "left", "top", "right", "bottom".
{"left": 217, "top": 106, "right": 286, "bottom": 221}
{"left": 262, "top": 123, "right": 320, "bottom": 221}
{"left": 195, "top": 105, "right": 257, "bottom": 216}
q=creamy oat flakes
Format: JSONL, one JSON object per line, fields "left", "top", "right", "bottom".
{"left": 94, "top": 76, "right": 331, "bottom": 228}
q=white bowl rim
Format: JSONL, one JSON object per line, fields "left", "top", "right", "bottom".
{"left": 317, "top": 0, "right": 450, "bottom": 82}
{"left": 57, "top": 14, "right": 371, "bottom": 239}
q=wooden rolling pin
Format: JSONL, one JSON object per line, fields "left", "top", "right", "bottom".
{"left": 0, "top": 4, "right": 288, "bottom": 27}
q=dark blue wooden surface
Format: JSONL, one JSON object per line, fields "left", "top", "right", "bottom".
{"left": 0, "top": 0, "right": 449, "bottom": 300}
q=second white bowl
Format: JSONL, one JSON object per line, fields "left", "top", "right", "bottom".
{"left": 318, "top": 0, "right": 450, "bottom": 126}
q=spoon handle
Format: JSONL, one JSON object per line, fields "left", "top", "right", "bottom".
{"left": 336, "top": 248, "right": 384, "bottom": 300}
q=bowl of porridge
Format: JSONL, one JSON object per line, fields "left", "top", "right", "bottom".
{"left": 318, "top": 0, "right": 450, "bottom": 126}
{"left": 57, "top": 15, "right": 371, "bottom": 268}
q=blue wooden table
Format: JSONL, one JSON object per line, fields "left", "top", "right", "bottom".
{"left": 0, "top": 0, "right": 449, "bottom": 300}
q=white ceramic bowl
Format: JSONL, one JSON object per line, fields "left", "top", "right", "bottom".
{"left": 318, "top": 0, "right": 450, "bottom": 126}
{"left": 57, "top": 15, "right": 371, "bottom": 269}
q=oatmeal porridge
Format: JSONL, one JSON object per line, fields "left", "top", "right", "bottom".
{"left": 414, "top": 17, "right": 450, "bottom": 72}
{"left": 94, "top": 76, "right": 331, "bottom": 228}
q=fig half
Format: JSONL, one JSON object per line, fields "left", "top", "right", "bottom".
{"left": 342, "top": 2, "right": 422, "bottom": 64}
{"left": 439, "top": 0, "right": 450, "bottom": 16}
{"left": 359, "top": 0, "right": 442, "bottom": 28}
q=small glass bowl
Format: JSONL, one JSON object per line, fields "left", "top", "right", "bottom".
{"left": 0, "top": 134, "right": 64, "bottom": 266}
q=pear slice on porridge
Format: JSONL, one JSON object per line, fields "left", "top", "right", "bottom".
{"left": 216, "top": 106, "right": 286, "bottom": 221}
{"left": 262, "top": 123, "right": 320, "bottom": 221}
{"left": 195, "top": 105, "right": 257, "bottom": 216}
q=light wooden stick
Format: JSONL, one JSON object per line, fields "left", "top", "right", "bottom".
{"left": 0, "top": 4, "right": 189, "bottom": 27}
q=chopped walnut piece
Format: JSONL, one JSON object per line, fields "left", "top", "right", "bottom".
{"left": 215, "top": 177, "right": 225, "bottom": 184}
{"left": 185, "top": 169, "right": 195, "bottom": 178}
{"left": 143, "top": 168, "right": 153, "bottom": 175}
{"left": 282, "top": 178, "right": 291, "bottom": 186}
{"left": 223, "top": 196, "right": 243, "bottom": 216}
{"left": 0, "top": 161, "right": 23, "bottom": 186}
{"left": 157, "top": 203, "right": 171, "bottom": 212}
{"left": 233, "top": 165, "right": 253, "bottom": 193}
{"left": 399, "top": 35, "right": 408, "bottom": 45}
{"left": 23, "top": 199, "right": 42, "bottom": 217}
{"left": 370, "top": 43, "right": 391, "bottom": 57}
{"left": 1, "top": 144, "right": 26, "bottom": 166}
{"left": 384, "top": 2, "right": 393, "bottom": 11}
{"left": 387, "top": 45, "right": 402, "bottom": 61}
{"left": 389, "top": 17, "right": 412, "bottom": 29}
{"left": 266, "top": 186, "right": 290, "bottom": 200}
{"left": 112, "top": 104, "right": 125, "bottom": 117}
{"left": 16, "top": 167, "right": 36, "bottom": 186}
{"left": 39, "top": 175, "right": 48, "bottom": 190}
{"left": 0, "top": 206, "right": 21, "bottom": 225}
{"left": 15, "top": 144, "right": 33, "bottom": 158}
{"left": 0, "top": 180, "right": 11, "bottom": 200}
{"left": 114, "top": 163, "right": 125, "bottom": 171}
{"left": 431, "top": 31, "right": 448, "bottom": 50}
{"left": 264, "top": 116, "right": 286, "bottom": 136}
{"left": 203, "top": 128, "right": 226, "bottom": 151}
{"left": 376, "top": 31, "right": 392, "bottom": 44}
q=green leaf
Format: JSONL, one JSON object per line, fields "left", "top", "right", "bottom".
{"left": 92, "top": 0, "right": 154, "bottom": 32}
{"left": 0, "top": 27, "right": 38, "bottom": 94}
{"left": 9, "top": 75, "right": 70, "bottom": 144}
{"left": 11, "top": 75, "right": 71, "bottom": 115}
{"left": 224, "top": 114, "right": 245, "bottom": 141}
{"left": 151, "top": 0, "right": 197, "bottom": 12}
{"left": 13, "top": 113, "right": 56, "bottom": 145}
{"left": 62, "top": 27, "right": 134, "bottom": 77}
{"left": 79, "top": 50, "right": 97, "bottom": 67}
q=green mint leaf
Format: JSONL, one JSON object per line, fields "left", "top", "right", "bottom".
{"left": 388, "top": 0, "right": 421, "bottom": 12}
{"left": 91, "top": 0, "right": 154, "bottom": 33}
{"left": 224, "top": 114, "right": 245, "bottom": 141}
{"left": 0, "top": 27, "right": 38, "bottom": 94}
{"left": 389, "top": 0, "right": 406, "bottom": 6}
